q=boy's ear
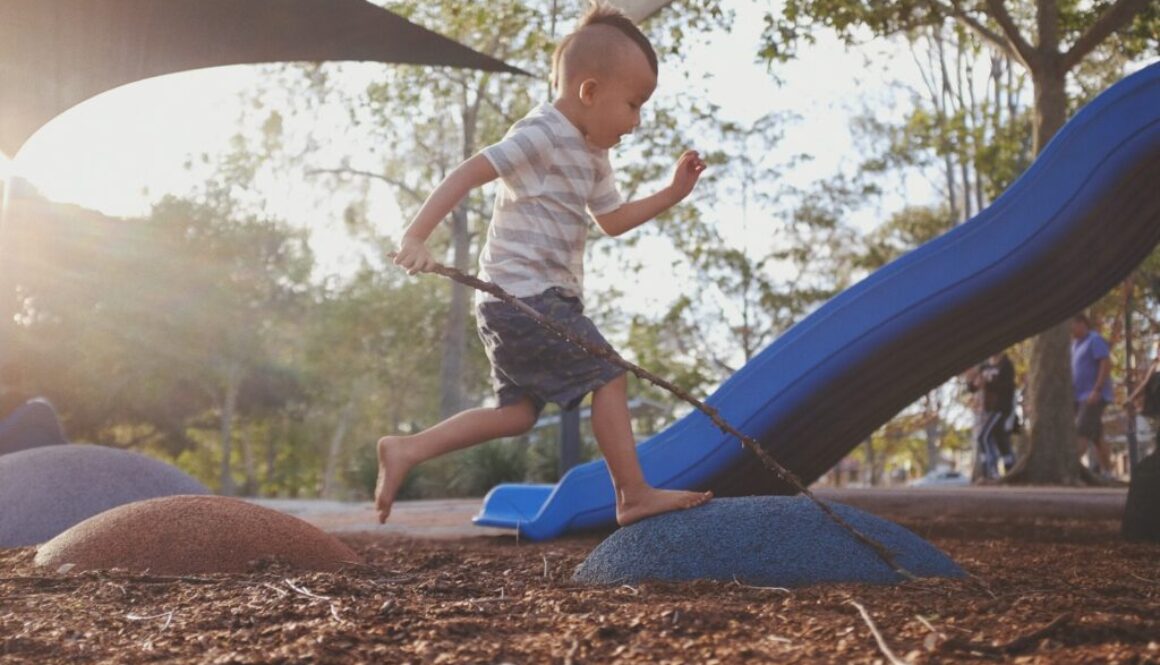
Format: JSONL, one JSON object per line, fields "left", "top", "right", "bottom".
{"left": 578, "top": 78, "right": 598, "bottom": 106}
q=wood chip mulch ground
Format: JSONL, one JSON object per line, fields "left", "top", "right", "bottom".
{"left": 2, "top": 516, "right": 1158, "bottom": 664}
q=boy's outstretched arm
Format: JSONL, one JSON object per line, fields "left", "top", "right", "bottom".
{"left": 393, "top": 154, "right": 499, "bottom": 274}
{"left": 594, "top": 150, "right": 706, "bottom": 237}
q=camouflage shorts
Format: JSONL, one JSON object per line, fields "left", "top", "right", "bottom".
{"left": 475, "top": 287, "right": 624, "bottom": 413}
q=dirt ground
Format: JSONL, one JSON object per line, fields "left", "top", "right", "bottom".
{"left": 2, "top": 516, "right": 1158, "bottom": 664}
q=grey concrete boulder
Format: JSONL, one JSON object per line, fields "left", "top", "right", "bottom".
{"left": 573, "top": 496, "right": 964, "bottom": 587}
{"left": 35, "top": 495, "right": 362, "bottom": 574}
{"left": 0, "top": 444, "right": 209, "bottom": 547}
{"left": 0, "top": 399, "right": 67, "bottom": 456}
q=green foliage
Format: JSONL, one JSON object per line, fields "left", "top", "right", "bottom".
{"left": 762, "top": 0, "right": 1157, "bottom": 65}
{"left": 447, "top": 439, "right": 530, "bottom": 496}
{"left": 10, "top": 175, "right": 313, "bottom": 447}
{"left": 617, "top": 101, "right": 865, "bottom": 394}
{"left": 855, "top": 205, "right": 953, "bottom": 270}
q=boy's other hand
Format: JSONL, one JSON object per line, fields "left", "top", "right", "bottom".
{"left": 392, "top": 236, "right": 436, "bottom": 275}
{"left": 669, "top": 150, "right": 707, "bottom": 202}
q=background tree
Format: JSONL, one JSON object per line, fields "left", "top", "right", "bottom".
{"left": 7, "top": 170, "right": 313, "bottom": 495}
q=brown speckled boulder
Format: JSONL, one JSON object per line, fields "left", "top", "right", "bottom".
{"left": 34, "top": 495, "right": 362, "bottom": 574}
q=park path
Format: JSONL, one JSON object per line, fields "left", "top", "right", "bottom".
{"left": 250, "top": 485, "right": 1127, "bottom": 539}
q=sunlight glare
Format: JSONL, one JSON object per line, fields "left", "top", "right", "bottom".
{"left": 0, "top": 153, "right": 14, "bottom": 193}
{"left": 0, "top": 153, "right": 13, "bottom": 223}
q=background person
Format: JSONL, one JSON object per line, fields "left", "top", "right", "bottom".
{"left": 1071, "top": 313, "right": 1114, "bottom": 475}
{"left": 1125, "top": 339, "right": 1160, "bottom": 455}
{"left": 969, "top": 351, "right": 1017, "bottom": 479}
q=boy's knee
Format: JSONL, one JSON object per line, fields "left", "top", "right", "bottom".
{"left": 504, "top": 400, "right": 539, "bottom": 435}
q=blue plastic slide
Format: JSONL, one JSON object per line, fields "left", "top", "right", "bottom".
{"left": 475, "top": 61, "right": 1160, "bottom": 541}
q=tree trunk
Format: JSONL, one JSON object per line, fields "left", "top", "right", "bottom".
{"left": 239, "top": 431, "right": 257, "bottom": 496}
{"left": 932, "top": 32, "right": 961, "bottom": 223}
{"left": 438, "top": 97, "right": 480, "bottom": 419}
{"left": 863, "top": 438, "right": 880, "bottom": 486}
{"left": 0, "top": 178, "right": 21, "bottom": 373}
{"left": 923, "top": 394, "right": 942, "bottom": 473}
{"left": 321, "top": 397, "right": 356, "bottom": 499}
{"left": 1008, "top": 62, "right": 1085, "bottom": 484}
{"left": 266, "top": 413, "right": 284, "bottom": 489}
{"left": 218, "top": 363, "right": 242, "bottom": 496}
{"left": 439, "top": 204, "right": 471, "bottom": 418}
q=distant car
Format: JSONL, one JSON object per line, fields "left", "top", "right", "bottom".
{"left": 909, "top": 468, "right": 971, "bottom": 487}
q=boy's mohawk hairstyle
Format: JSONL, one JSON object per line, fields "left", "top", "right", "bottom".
{"left": 551, "top": 1, "right": 658, "bottom": 89}
{"left": 577, "top": 1, "right": 658, "bottom": 76}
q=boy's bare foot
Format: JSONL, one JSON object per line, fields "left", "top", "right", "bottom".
{"left": 616, "top": 487, "right": 712, "bottom": 527}
{"left": 374, "top": 436, "right": 412, "bottom": 524}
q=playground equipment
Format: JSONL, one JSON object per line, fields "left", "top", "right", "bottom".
{"left": 573, "top": 496, "right": 963, "bottom": 586}
{"left": 0, "top": 0, "right": 523, "bottom": 158}
{"left": 0, "top": 444, "right": 209, "bottom": 547}
{"left": 0, "top": 399, "right": 67, "bottom": 456}
{"left": 476, "top": 60, "right": 1160, "bottom": 541}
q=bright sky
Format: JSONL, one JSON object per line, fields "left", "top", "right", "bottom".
{"left": 1, "top": 1, "right": 927, "bottom": 302}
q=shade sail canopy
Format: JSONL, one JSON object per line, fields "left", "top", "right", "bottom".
{"left": 0, "top": 0, "right": 527, "bottom": 157}
{"left": 604, "top": 0, "right": 676, "bottom": 22}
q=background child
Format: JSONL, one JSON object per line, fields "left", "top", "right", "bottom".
{"left": 380, "top": 3, "right": 710, "bottom": 526}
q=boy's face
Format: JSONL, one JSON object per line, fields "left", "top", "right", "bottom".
{"left": 579, "top": 47, "right": 656, "bottom": 149}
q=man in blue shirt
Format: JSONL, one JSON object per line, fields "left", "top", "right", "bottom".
{"left": 1071, "top": 313, "right": 1114, "bottom": 474}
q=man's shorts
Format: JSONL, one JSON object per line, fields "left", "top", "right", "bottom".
{"left": 476, "top": 287, "right": 625, "bottom": 413}
{"left": 1076, "top": 399, "right": 1108, "bottom": 441}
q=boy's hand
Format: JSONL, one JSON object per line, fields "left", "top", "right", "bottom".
{"left": 668, "top": 150, "right": 707, "bottom": 202}
{"left": 392, "top": 236, "right": 436, "bottom": 275}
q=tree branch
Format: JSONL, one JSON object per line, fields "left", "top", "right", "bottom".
{"left": 983, "top": 0, "right": 1037, "bottom": 70}
{"left": 943, "top": 1, "right": 1020, "bottom": 62}
{"left": 305, "top": 167, "right": 425, "bottom": 205}
{"left": 1062, "top": 0, "right": 1150, "bottom": 71}
{"left": 480, "top": 91, "right": 522, "bottom": 127}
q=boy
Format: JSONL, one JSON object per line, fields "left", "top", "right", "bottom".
{"left": 379, "top": 3, "right": 711, "bottom": 526}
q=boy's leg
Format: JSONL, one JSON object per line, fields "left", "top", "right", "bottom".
{"left": 375, "top": 398, "right": 538, "bottom": 523}
{"left": 590, "top": 374, "right": 711, "bottom": 526}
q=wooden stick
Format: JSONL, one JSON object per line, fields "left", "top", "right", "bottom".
{"left": 412, "top": 260, "right": 913, "bottom": 579}
{"left": 848, "top": 599, "right": 908, "bottom": 665}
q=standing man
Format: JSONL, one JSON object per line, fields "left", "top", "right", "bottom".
{"left": 970, "top": 352, "right": 1017, "bottom": 479}
{"left": 1071, "top": 313, "right": 1114, "bottom": 475}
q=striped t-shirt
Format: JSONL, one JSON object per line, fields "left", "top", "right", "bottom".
{"left": 477, "top": 103, "right": 623, "bottom": 303}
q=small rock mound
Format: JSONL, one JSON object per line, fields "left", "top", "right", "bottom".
{"left": 0, "top": 399, "right": 67, "bottom": 456}
{"left": 0, "top": 444, "right": 209, "bottom": 547}
{"left": 573, "top": 496, "right": 964, "bottom": 586}
{"left": 35, "top": 495, "right": 362, "bottom": 574}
